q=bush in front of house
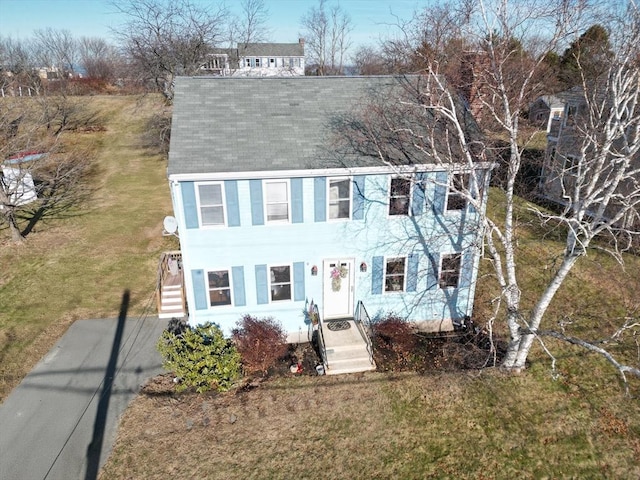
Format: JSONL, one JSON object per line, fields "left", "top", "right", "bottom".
{"left": 371, "top": 314, "right": 418, "bottom": 371}
{"left": 157, "top": 322, "right": 241, "bottom": 393}
{"left": 232, "top": 315, "right": 289, "bottom": 376}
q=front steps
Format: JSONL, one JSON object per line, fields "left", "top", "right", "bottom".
{"left": 321, "top": 319, "right": 376, "bottom": 375}
{"left": 158, "top": 283, "right": 185, "bottom": 319}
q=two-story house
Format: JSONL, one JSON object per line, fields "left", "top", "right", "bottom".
{"left": 539, "top": 86, "right": 640, "bottom": 233}
{"left": 160, "top": 75, "right": 492, "bottom": 374}
{"left": 201, "top": 40, "right": 305, "bottom": 77}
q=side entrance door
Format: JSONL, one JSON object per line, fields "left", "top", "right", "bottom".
{"left": 322, "top": 258, "right": 355, "bottom": 319}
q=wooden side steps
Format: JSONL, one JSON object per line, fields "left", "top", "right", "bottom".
{"left": 321, "top": 319, "right": 375, "bottom": 375}
{"left": 158, "top": 283, "right": 185, "bottom": 319}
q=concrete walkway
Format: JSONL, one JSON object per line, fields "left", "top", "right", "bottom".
{"left": 0, "top": 312, "right": 167, "bottom": 480}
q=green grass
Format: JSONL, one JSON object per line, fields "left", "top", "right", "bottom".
{"left": 0, "top": 95, "right": 178, "bottom": 400}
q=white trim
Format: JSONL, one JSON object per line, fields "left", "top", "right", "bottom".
{"left": 168, "top": 162, "right": 496, "bottom": 182}
{"left": 445, "top": 172, "right": 469, "bottom": 213}
{"left": 206, "top": 268, "right": 233, "bottom": 308}
{"left": 438, "top": 252, "right": 462, "bottom": 289}
{"left": 327, "top": 176, "right": 352, "bottom": 221}
{"left": 383, "top": 256, "right": 407, "bottom": 293}
{"left": 268, "top": 263, "right": 293, "bottom": 303}
{"left": 387, "top": 175, "right": 413, "bottom": 217}
{"left": 263, "top": 179, "right": 291, "bottom": 224}
{"left": 195, "top": 181, "right": 227, "bottom": 228}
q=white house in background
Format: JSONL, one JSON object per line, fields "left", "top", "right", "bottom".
{"left": 201, "top": 40, "right": 305, "bottom": 77}
{"left": 529, "top": 94, "right": 567, "bottom": 135}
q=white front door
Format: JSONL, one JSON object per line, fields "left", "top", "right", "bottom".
{"left": 322, "top": 258, "right": 355, "bottom": 319}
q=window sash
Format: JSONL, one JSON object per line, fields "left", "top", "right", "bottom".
{"left": 270, "top": 265, "right": 292, "bottom": 301}
{"left": 384, "top": 257, "right": 406, "bottom": 292}
{"left": 198, "top": 183, "right": 225, "bottom": 226}
{"left": 439, "top": 254, "right": 461, "bottom": 288}
{"left": 208, "top": 270, "right": 232, "bottom": 306}
{"left": 389, "top": 177, "right": 411, "bottom": 215}
{"left": 329, "top": 178, "right": 351, "bottom": 219}
{"left": 265, "top": 180, "right": 290, "bottom": 223}
{"left": 446, "top": 173, "right": 468, "bottom": 211}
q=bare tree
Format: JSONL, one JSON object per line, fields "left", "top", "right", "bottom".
{"left": 78, "top": 37, "right": 121, "bottom": 81}
{"left": 0, "top": 97, "right": 96, "bottom": 243}
{"left": 111, "top": 0, "right": 228, "bottom": 101}
{"left": 336, "top": 0, "right": 640, "bottom": 389}
{"left": 229, "top": 0, "right": 271, "bottom": 47}
{"left": 300, "top": 0, "right": 352, "bottom": 75}
{"left": 31, "top": 28, "right": 78, "bottom": 77}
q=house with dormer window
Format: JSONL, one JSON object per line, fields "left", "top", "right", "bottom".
{"left": 160, "top": 76, "right": 492, "bottom": 374}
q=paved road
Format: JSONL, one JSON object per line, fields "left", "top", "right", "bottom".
{"left": 0, "top": 311, "right": 168, "bottom": 480}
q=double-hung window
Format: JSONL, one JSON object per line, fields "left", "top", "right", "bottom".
{"left": 328, "top": 178, "right": 351, "bottom": 219}
{"left": 197, "top": 183, "right": 225, "bottom": 226}
{"left": 439, "top": 254, "right": 462, "bottom": 288}
{"left": 446, "top": 173, "right": 469, "bottom": 211}
{"left": 269, "top": 265, "right": 292, "bottom": 301}
{"left": 389, "top": 177, "right": 411, "bottom": 216}
{"left": 264, "top": 180, "right": 290, "bottom": 223}
{"left": 384, "top": 257, "right": 406, "bottom": 292}
{"left": 208, "top": 270, "right": 232, "bottom": 306}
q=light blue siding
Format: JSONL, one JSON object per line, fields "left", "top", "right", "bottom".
{"left": 178, "top": 170, "right": 485, "bottom": 336}
{"left": 181, "top": 182, "right": 198, "bottom": 229}
{"left": 225, "top": 180, "right": 241, "bottom": 227}
{"left": 314, "top": 177, "right": 326, "bottom": 222}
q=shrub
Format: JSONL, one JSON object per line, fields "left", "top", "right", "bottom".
{"left": 232, "top": 315, "right": 288, "bottom": 376}
{"left": 372, "top": 314, "right": 418, "bottom": 371}
{"left": 157, "top": 322, "right": 241, "bottom": 393}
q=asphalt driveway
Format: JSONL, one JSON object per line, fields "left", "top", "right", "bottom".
{"left": 0, "top": 297, "right": 168, "bottom": 480}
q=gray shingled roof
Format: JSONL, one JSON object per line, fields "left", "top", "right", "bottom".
{"left": 239, "top": 42, "right": 304, "bottom": 57}
{"left": 168, "top": 76, "right": 408, "bottom": 176}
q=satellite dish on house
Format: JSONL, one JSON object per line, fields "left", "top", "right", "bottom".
{"left": 163, "top": 216, "right": 179, "bottom": 237}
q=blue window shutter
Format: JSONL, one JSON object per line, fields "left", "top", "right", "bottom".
{"left": 181, "top": 182, "right": 199, "bottom": 229}
{"left": 426, "top": 252, "right": 439, "bottom": 290}
{"left": 352, "top": 175, "right": 365, "bottom": 220}
{"left": 372, "top": 256, "right": 384, "bottom": 294}
{"left": 411, "top": 173, "right": 426, "bottom": 216}
{"left": 314, "top": 177, "right": 326, "bottom": 222}
{"left": 232, "top": 266, "right": 246, "bottom": 306}
{"left": 293, "top": 261, "right": 305, "bottom": 301}
{"left": 255, "top": 264, "right": 268, "bottom": 304}
{"left": 291, "top": 178, "right": 304, "bottom": 223}
{"left": 250, "top": 180, "right": 264, "bottom": 225}
{"left": 459, "top": 249, "right": 474, "bottom": 289}
{"left": 406, "top": 253, "right": 419, "bottom": 292}
{"left": 433, "top": 171, "right": 448, "bottom": 214}
{"left": 225, "top": 180, "right": 240, "bottom": 227}
{"left": 191, "top": 269, "right": 208, "bottom": 310}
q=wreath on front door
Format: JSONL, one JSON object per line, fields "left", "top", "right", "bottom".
{"left": 330, "top": 265, "right": 348, "bottom": 292}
